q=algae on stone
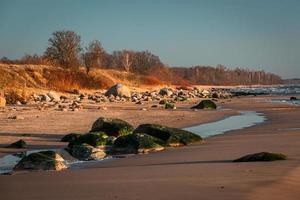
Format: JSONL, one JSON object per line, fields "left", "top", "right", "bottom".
{"left": 90, "top": 117, "right": 134, "bottom": 137}
{"left": 134, "top": 124, "right": 202, "bottom": 146}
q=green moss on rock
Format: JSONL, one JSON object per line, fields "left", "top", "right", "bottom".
{"left": 90, "top": 117, "right": 134, "bottom": 137}
{"left": 68, "top": 132, "right": 108, "bottom": 148}
{"left": 233, "top": 152, "right": 287, "bottom": 162}
{"left": 133, "top": 124, "right": 202, "bottom": 146}
{"left": 191, "top": 100, "right": 217, "bottom": 109}
{"left": 113, "top": 133, "right": 164, "bottom": 154}
{"left": 165, "top": 102, "right": 176, "bottom": 109}
{"left": 14, "top": 150, "right": 67, "bottom": 171}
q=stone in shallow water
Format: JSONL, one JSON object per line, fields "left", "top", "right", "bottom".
{"left": 70, "top": 143, "right": 106, "bottom": 160}
{"left": 113, "top": 133, "right": 164, "bottom": 154}
{"left": 14, "top": 150, "right": 67, "bottom": 171}
{"left": 233, "top": 152, "right": 287, "bottom": 162}
{"left": 133, "top": 124, "right": 202, "bottom": 146}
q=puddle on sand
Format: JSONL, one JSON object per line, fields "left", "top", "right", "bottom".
{"left": 184, "top": 111, "right": 266, "bottom": 138}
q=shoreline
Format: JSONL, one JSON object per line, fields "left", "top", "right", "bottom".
{"left": 0, "top": 96, "right": 300, "bottom": 199}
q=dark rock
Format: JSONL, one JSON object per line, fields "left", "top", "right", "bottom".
{"left": 90, "top": 117, "right": 134, "bottom": 137}
{"left": 14, "top": 150, "right": 67, "bottom": 171}
{"left": 159, "top": 99, "right": 167, "bottom": 105}
{"left": 159, "top": 88, "right": 172, "bottom": 96}
{"left": 60, "top": 133, "right": 82, "bottom": 142}
{"left": 191, "top": 100, "right": 217, "bottom": 109}
{"left": 233, "top": 152, "right": 287, "bottom": 162}
{"left": 113, "top": 133, "right": 164, "bottom": 154}
{"left": 68, "top": 132, "right": 108, "bottom": 148}
{"left": 6, "top": 139, "right": 27, "bottom": 148}
{"left": 134, "top": 124, "right": 202, "bottom": 146}
{"left": 290, "top": 96, "right": 297, "bottom": 100}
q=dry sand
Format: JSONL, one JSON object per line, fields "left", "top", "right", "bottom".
{"left": 0, "top": 96, "right": 300, "bottom": 200}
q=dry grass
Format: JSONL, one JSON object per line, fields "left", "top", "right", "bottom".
{"left": 0, "top": 64, "right": 167, "bottom": 93}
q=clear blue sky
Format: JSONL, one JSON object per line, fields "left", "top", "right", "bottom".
{"left": 0, "top": 0, "right": 299, "bottom": 78}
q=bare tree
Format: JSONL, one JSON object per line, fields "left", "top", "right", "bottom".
{"left": 83, "top": 40, "right": 106, "bottom": 74}
{"left": 44, "top": 30, "right": 82, "bottom": 69}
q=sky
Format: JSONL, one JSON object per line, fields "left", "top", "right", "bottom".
{"left": 0, "top": 0, "right": 299, "bottom": 79}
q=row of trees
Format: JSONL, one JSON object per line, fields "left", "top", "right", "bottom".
{"left": 0, "top": 30, "right": 283, "bottom": 85}
{"left": 171, "top": 65, "right": 282, "bottom": 85}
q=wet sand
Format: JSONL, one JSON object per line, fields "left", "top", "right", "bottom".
{"left": 0, "top": 96, "right": 300, "bottom": 200}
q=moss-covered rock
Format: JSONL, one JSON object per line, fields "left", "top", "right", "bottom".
{"left": 233, "top": 152, "right": 287, "bottom": 162}
{"left": 14, "top": 150, "right": 67, "bottom": 171}
{"left": 70, "top": 143, "right": 106, "bottom": 160}
{"left": 60, "top": 133, "right": 82, "bottom": 142}
{"left": 90, "top": 117, "right": 134, "bottom": 137}
{"left": 191, "top": 100, "right": 217, "bottom": 109}
{"left": 113, "top": 133, "right": 164, "bottom": 154}
{"left": 133, "top": 124, "right": 202, "bottom": 146}
{"left": 6, "top": 139, "right": 27, "bottom": 148}
{"left": 68, "top": 132, "right": 108, "bottom": 148}
{"left": 165, "top": 102, "right": 176, "bottom": 109}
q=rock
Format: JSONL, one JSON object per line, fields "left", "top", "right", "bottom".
{"left": 8, "top": 115, "right": 25, "bottom": 120}
{"left": 90, "top": 117, "right": 134, "bottom": 137}
{"left": 14, "top": 150, "right": 67, "bottom": 171}
{"left": 61, "top": 133, "right": 82, "bottom": 142}
{"left": 159, "top": 99, "right": 167, "bottom": 105}
{"left": 47, "top": 91, "right": 60, "bottom": 102}
{"left": 290, "top": 96, "right": 297, "bottom": 100}
{"left": 165, "top": 102, "right": 176, "bottom": 109}
{"left": 68, "top": 132, "right": 109, "bottom": 148}
{"left": 191, "top": 100, "right": 217, "bottom": 109}
{"left": 70, "top": 143, "right": 106, "bottom": 160}
{"left": 212, "top": 92, "right": 220, "bottom": 99}
{"left": 6, "top": 139, "right": 27, "bottom": 148}
{"left": 159, "top": 88, "right": 173, "bottom": 96}
{"left": 141, "top": 108, "right": 147, "bottom": 111}
{"left": 40, "top": 94, "right": 51, "bottom": 102}
{"left": 0, "top": 96, "right": 6, "bottom": 107}
{"left": 233, "top": 152, "right": 287, "bottom": 162}
{"left": 134, "top": 124, "right": 202, "bottom": 146}
{"left": 113, "top": 133, "right": 164, "bottom": 154}
{"left": 105, "top": 83, "right": 131, "bottom": 98}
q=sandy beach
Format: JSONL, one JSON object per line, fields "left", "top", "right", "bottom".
{"left": 0, "top": 96, "right": 300, "bottom": 200}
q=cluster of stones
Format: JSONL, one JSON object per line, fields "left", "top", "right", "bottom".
{"left": 11, "top": 117, "right": 203, "bottom": 171}
{"left": 0, "top": 84, "right": 233, "bottom": 112}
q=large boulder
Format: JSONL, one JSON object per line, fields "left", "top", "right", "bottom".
{"left": 105, "top": 83, "right": 131, "bottom": 98}
{"left": 14, "top": 150, "right": 67, "bottom": 171}
{"left": 0, "top": 96, "right": 6, "bottom": 107}
{"left": 191, "top": 100, "right": 217, "bottom": 109}
{"left": 90, "top": 117, "right": 134, "bottom": 137}
{"left": 61, "top": 133, "right": 82, "bottom": 142}
{"left": 68, "top": 132, "right": 108, "bottom": 148}
{"left": 133, "top": 124, "right": 202, "bottom": 146}
{"left": 159, "top": 88, "right": 173, "bottom": 96}
{"left": 113, "top": 133, "right": 164, "bottom": 154}
{"left": 70, "top": 143, "right": 106, "bottom": 160}
{"left": 233, "top": 152, "right": 287, "bottom": 162}
{"left": 6, "top": 139, "right": 27, "bottom": 148}
{"left": 47, "top": 91, "right": 60, "bottom": 102}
